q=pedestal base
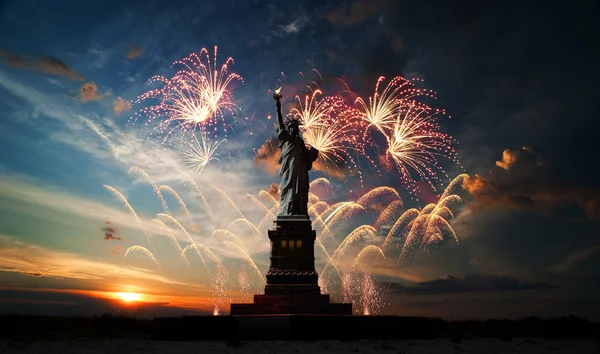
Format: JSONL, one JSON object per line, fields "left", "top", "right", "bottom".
{"left": 230, "top": 293, "right": 352, "bottom": 315}
{"left": 230, "top": 216, "right": 352, "bottom": 316}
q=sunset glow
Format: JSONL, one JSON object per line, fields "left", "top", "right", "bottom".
{"left": 115, "top": 292, "right": 142, "bottom": 303}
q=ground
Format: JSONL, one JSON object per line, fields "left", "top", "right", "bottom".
{"left": 1, "top": 338, "right": 598, "bottom": 354}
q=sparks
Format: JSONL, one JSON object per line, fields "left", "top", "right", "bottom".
{"left": 181, "top": 130, "right": 225, "bottom": 174}
{"left": 386, "top": 102, "right": 458, "bottom": 193}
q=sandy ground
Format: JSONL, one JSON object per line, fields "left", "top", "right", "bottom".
{"left": 1, "top": 338, "right": 598, "bottom": 354}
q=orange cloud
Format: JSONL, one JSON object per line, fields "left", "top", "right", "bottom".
{"left": 253, "top": 138, "right": 281, "bottom": 176}
{"left": 0, "top": 50, "right": 84, "bottom": 81}
{"left": 125, "top": 45, "right": 144, "bottom": 59}
{"left": 267, "top": 183, "right": 280, "bottom": 200}
{"left": 495, "top": 149, "right": 518, "bottom": 170}
{"left": 113, "top": 97, "right": 133, "bottom": 115}
{"left": 462, "top": 147, "right": 600, "bottom": 221}
{"left": 79, "top": 82, "right": 109, "bottom": 102}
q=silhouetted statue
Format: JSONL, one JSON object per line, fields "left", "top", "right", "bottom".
{"left": 273, "top": 89, "right": 319, "bottom": 216}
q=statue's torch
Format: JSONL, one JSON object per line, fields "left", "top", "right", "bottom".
{"left": 273, "top": 87, "right": 282, "bottom": 101}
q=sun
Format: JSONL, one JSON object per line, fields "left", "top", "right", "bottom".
{"left": 115, "top": 292, "right": 142, "bottom": 302}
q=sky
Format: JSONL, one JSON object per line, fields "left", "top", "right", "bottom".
{"left": 0, "top": 0, "right": 599, "bottom": 320}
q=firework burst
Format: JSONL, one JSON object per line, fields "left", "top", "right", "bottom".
{"left": 386, "top": 102, "right": 459, "bottom": 194}
{"left": 355, "top": 76, "right": 438, "bottom": 138}
{"left": 181, "top": 130, "right": 226, "bottom": 174}
{"left": 131, "top": 46, "right": 243, "bottom": 143}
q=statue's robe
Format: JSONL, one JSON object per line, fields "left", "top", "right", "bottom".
{"left": 277, "top": 126, "right": 319, "bottom": 216}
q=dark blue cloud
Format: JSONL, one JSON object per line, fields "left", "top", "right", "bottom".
{"left": 387, "top": 274, "right": 556, "bottom": 295}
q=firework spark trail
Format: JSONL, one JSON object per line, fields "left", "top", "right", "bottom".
{"left": 211, "top": 263, "right": 230, "bottom": 316}
{"left": 257, "top": 190, "right": 277, "bottom": 206}
{"left": 131, "top": 46, "right": 242, "bottom": 142}
{"left": 352, "top": 245, "right": 386, "bottom": 270}
{"left": 322, "top": 201, "right": 355, "bottom": 224}
{"left": 356, "top": 186, "right": 402, "bottom": 208}
{"left": 103, "top": 185, "right": 155, "bottom": 253}
{"left": 186, "top": 175, "right": 219, "bottom": 228}
{"left": 381, "top": 208, "right": 420, "bottom": 253}
{"left": 151, "top": 218, "right": 191, "bottom": 269}
{"left": 307, "top": 207, "right": 337, "bottom": 241}
{"left": 419, "top": 213, "right": 458, "bottom": 250}
{"left": 181, "top": 243, "right": 220, "bottom": 264}
{"left": 256, "top": 204, "right": 279, "bottom": 231}
{"left": 361, "top": 273, "right": 376, "bottom": 315}
{"left": 440, "top": 173, "right": 469, "bottom": 201}
{"left": 182, "top": 130, "right": 225, "bottom": 174}
{"left": 246, "top": 194, "right": 274, "bottom": 219}
{"left": 128, "top": 166, "right": 168, "bottom": 212}
{"left": 211, "top": 229, "right": 248, "bottom": 251}
{"left": 159, "top": 185, "right": 194, "bottom": 226}
{"left": 398, "top": 212, "right": 458, "bottom": 263}
{"left": 321, "top": 225, "right": 377, "bottom": 276}
{"left": 313, "top": 237, "right": 343, "bottom": 281}
{"left": 227, "top": 218, "right": 261, "bottom": 239}
{"left": 325, "top": 203, "right": 366, "bottom": 232}
{"left": 420, "top": 203, "right": 437, "bottom": 215}
{"left": 223, "top": 240, "right": 265, "bottom": 284}
{"left": 374, "top": 200, "right": 404, "bottom": 231}
{"left": 309, "top": 177, "right": 333, "bottom": 191}
{"left": 157, "top": 213, "right": 206, "bottom": 267}
{"left": 308, "top": 201, "right": 329, "bottom": 215}
{"left": 124, "top": 245, "right": 160, "bottom": 267}
{"left": 209, "top": 185, "right": 245, "bottom": 219}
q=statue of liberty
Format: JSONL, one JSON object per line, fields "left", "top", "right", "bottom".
{"left": 273, "top": 89, "right": 319, "bottom": 216}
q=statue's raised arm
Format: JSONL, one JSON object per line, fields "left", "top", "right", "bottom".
{"left": 272, "top": 89, "right": 318, "bottom": 216}
{"left": 273, "top": 88, "right": 285, "bottom": 133}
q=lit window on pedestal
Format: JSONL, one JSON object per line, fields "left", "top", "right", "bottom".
{"left": 281, "top": 240, "right": 287, "bottom": 248}
{"left": 289, "top": 240, "right": 295, "bottom": 249}
{"left": 296, "top": 240, "right": 302, "bottom": 249}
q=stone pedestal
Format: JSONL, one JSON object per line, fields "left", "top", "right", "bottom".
{"left": 230, "top": 215, "right": 352, "bottom": 316}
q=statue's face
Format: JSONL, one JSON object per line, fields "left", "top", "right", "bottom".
{"left": 289, "top": 124, "right": 300, "bottom": 137}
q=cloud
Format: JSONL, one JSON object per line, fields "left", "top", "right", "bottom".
{"left": 0, "top": 234, "right": 189, "bottom": 286}
{"left": 110, "top": 246, "right": 122, "bottom": 256}
{"left": 113, "top": 96, "right": 133, "bottom": 115}
{"left": 462, "top": 147, "right": 600, "bottom": 221}
{"left": 79, "top": 82, "right": 110, "bottom": 102}
{"left": 549, "top": 246, "right": 600, "bottom": 274}
{"left": 104, "top": 232, "right": 121, "bottom": 241}
{"left": 327, "top": 0, "right": 394, "bottom": 27}
{"left": 0, "top": 286, "right": 212, "bottom": 317}
{"left": 273, "top": 16, "right": 309, "bottom": 37}
{"left": 267, "top": 183, "right": 280, "bottom": 199}
{"left": 387, "top": 274, "right": 556, "bottom": 295}
{"left": 253, "top": 138, "right": 281, "bottom": 175}
{"left": 125, "top": 45, "right": 144, "bottom": 59}
{"left": 0, "top": 50, "right": 84, "bottom": 81}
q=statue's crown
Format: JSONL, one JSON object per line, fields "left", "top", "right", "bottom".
{"left": 285, "top": 118, "right": 302, "bottom": 127}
